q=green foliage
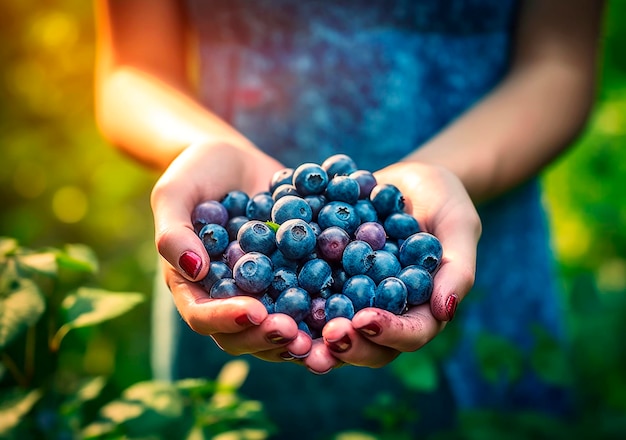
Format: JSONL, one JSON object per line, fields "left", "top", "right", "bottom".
{"left": 0, "top": 238, "right": 272, "bottom": 440}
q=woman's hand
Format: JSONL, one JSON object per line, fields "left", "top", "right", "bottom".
{"left": 303, "top": 161, "right": 481, "bottom": 373}
{"left": 150, "top": 142, "right": 313, "bottom": 362}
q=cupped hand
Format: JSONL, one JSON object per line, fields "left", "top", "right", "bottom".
{"left": 303, "top": 161, "right": 482, "bottom": 373}
{"left": 150, "top": 142, "right": 312, "bottom": 361}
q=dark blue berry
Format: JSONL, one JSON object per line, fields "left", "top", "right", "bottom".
{"left": 293, "top": 163, "right": 329, "bottom": 196}
{"left": 305, "top": 296, "right": 327, "bottom": 332}
{"left": 369, "top": 184, "right": 405, "bottom": 218}
{"left": 317, "top": 226, "right": 351, "bottom": 263}
{"left": 268, "top": 268, "right": 299, "bottom": 300}
{"left": 199, "top": 223, "right": 230, "bottom": 258}
{"left": 275, "top": 219, "right": 317, "bottom": 260}
{"left": 298, "top": 258, "right": 333, "bottom": 295}
{"left": 274, "top": 287, "right": 312, "bottom": 322}
{"left": 226, "top": 215, "right": 250, "bottom": 241}
{"left": 246, "top": 191, "right": 274, "bottom": 221}
{"left": 192, "top": 200, "right": 229, "bottom": 232}
{"left": 366, "top": 250, "right": 402, "bottom": 284}
{"left": 233, "top": 252, "right": 274, "bottom": 294}
{"left": 223, "top": 240, "right": 245, "bottom": 268}
{"left": 399, "top": 232, "right": 443, "bottom": 273}
{"left": 237, "top": 220, "right": 277, "bottom": 255}
{"left": 272, "top": 184, "right": 300, "bottom": 200}
{"left": 350, "top": 170, "right": 378, "bottom": 199}
{"left": 397, "top": 265, "right": 434, "bottom": 305}
{"left": 271, "top": 195, "right": 313, "bottom": 224}
{"left": 355, "top": 221, "right": 386, "bottom": 251}
{"left": 198, "top": 261, "right": 232, "bottom": 293}
{"left": 354, "top": 199, "right": 378, "bottom": 223}
{"left": 342, "top": 274, "right": 376, "bottom": 311}
{"left": 317, "top": 201, "right": 361, "bottom": 235}
{"left": 210, "top": 278, "right": 247, "bottom": 299}
{"left": 324, "top": 175, "right": 360, "bottom": 204}
{"left": 384, "top": 212, "right": 420, "bottom": 240}
{"left": 325, "top": 294, "right": 355, "bottom": 320}
{"left": 374, "top": 277, "right": 408, "bottom": 314}
{"left": 321, "top": 154, "right": 358, "bottom": 178}
{"left": 342, "top": 240, "right": 376, "bottom": 276}
{"left": 220, "top": 191, "right": 249, "bottom": 218}
{"left": 304, "top": 195, "right": 327, "bottom": 221}
{"left": 270, "top": 168, "right": 295, "bottom": 194}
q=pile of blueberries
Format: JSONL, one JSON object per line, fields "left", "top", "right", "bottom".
{"left": 192, "top": 154, "right": 443, "bottom": 338}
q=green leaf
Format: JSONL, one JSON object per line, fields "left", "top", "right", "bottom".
{"left": 391, "top": 351, "right": 438, "bottom": 392}
{"left": 265, "top": 221, "right": 280, "bottom": 233}
{"left": 16, "top": 251, "right": 58, "bottom": 277}
{"left": 52, "top": 287, "right": 144, "bottom": 350}
{"left": 0, "top": 388, "right": 42, "bottom": 435}
{"left": 0, "top": 278, "right": 45, "bottom": 349}
{"left": 56, "top": 244, "right": 99, "bottom": 274}
{"left": 0, "top": 238, "right": 18, "bottom": 259}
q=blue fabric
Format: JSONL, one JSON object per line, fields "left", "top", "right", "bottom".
{"left": 153, "top": 1, "right": 572, "bottom": 437}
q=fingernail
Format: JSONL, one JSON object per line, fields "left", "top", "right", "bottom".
{"left": 308, "top": 367, "right": 333, "bottom": 375}
{"left": 267, "top": 332, "right": 294, "bottom": 345}
{"left": 179, "top": 251, "right": 202, "bottom": 279}
{"left": 280, "top": 351, "right": 295, "bottom": 361}
{"left": 326, "top": 334, "right": 351, "bottom": 353}
{"left": 357, "top": 322, "right": 382, "bottom": 337}
{"left": 235, "top": 314, "right": 261, "bottom": 327}
{"left": 446, "top": 294, "right": 458, "bottom": 321}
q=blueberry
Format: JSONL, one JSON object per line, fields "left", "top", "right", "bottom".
{"left": 298, "top": 320, "right": 315, "bottom": 338}
{"left": 233, "top": 252, "right": 274, "bottom": 294}
{"left": 268, "top": 268, "right": 299, "bottom": 300}
{"left": 330, "top": 266, "right": 349, "bottom": 292}
{"left": 309, "top": 221, "right": 322, "bottom": 236}
{"left": 198, "top": 261, "right": 232, "bottom": 293}
{"left": 399, "top": 232, "right": 443, "bottom": 273}
{"left": 384, "top": 212, "right": 420, "bottom": 240}
{"left": 210, "top": 278, "right": 247, "bottom": 299}
{"left": 382, "top": 240, "right": 401, "bottom": 259}
{"left": 342, "top": 274, "right": 376, "bottom": 311}
{"left": 317, "top": 201, "right": 361, "bottom": 235}
{"left": 198, "top": 223, "right": 230, "bottom": 258}
{"left": 354, "top": 199, "right": 378, "bottom": 223}
{"left": 270, "top": 168, "right": 295, "bottom": 194}
{"left": 304, "top": 195, "right": 327, "bottom": 221}
{"left": 365, "top": 250, "right": 402, "bottom": 284}
{"left": 316, "top": 226, "right": 351, "bottom": 263}
{"left": 220, "top": 190, "right": 250, "bottom": 218}
{"left": 192, "top": 200, "right": 229, "bottom": 232}
{"left": 397, "top": 265, "right": 434, "bottom": 306}
{"left": 293, "top": 163, "right": 329, "bottom": 196}
{"left": 349, "top": 170, "right": 378, "bottom": 199}
{"left": 274, "top": 287, "right": 312, "bottom": 322}
{"left": 369, "top": 184, "right": 405, "bottom": 218}
{"left": 305, "top": 296, "right": 327, "bottom": 332}
{"left": 272, "top": 184, "right": 300, "bottom": 201}
{"left": 321, "top": 153, "right": 358, "bottom": 178}
{"left": 355, "top": 221, "right": 387, "bottom": 251}
{"left": 275, "top": 219, "right": 317, "bottom": 260}
{"left": 270, "top": 248, "right": 300, "bottom": 271}
{"left": 325, "top": 294, "right": 355, "bottom": 321}
{"left": 223, "top": 240, "right": 246, "bottom": 268}
{"left": 271, "top": 195, "right": 313, "bottom": 224}
{"left": 298, "top": 258, "right": 333, "bottom": 295}
{"left": 324, "top": 175, "right": 360, "bottom": 204}
{"left": 342, "top": 240, "right": 376, "bottom": 276}
{"left": 237, "top": 220, "right": 277, "bottom": 255}
{"left": 259, "top": 293, "right": 276, "bottom": 313}
{"left": 374, "top": 277, "right": 408, "bottom": 314}
{"left": 246, "top": 191, "right": 274, "bottom": 221}
{"left": 226, "top": 215, "right": 250, "bottom": 241}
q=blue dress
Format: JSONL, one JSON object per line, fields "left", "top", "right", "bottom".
{"left": 152, "top": 0, "right": 571, "bottom": 437}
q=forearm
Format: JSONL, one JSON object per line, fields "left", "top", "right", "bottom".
{"left": 405, "top": 0, "right": 603, "bottom": 203}
{"left": 406, "top": 59, "right": 596, "bottom": 203}
{"left": 95, "top": 67, "right": 256, "bottom": 172}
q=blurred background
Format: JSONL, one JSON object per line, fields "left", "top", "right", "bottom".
{"left": 1, "top": 0, "right": 625, "bottom": 438}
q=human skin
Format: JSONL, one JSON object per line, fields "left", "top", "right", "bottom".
{"left": 94, "top": 0, "right": 604, "bottom": 372}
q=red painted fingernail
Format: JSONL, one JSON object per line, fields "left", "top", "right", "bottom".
{"left": 179, "top": 251, "right": 202, "bottom": 279}
{"left": 326, "top": 334, "right": 352, "bottom": 353}
{"left": 446, "top": 294, "right": 458, "bottom": 321}
{"left": 357, "top": 322, "right": 382, "bottom": 337}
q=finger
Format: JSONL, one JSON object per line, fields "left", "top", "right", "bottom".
{"left": 429, "top": 207, "right": 480, "bottom": 321}
{"left": 302, "top": 339, "right": 342, "bottom": 375}
{"left": 211, "top": 313, "right": 299, "bottom": 356}
{"left": 322, "top": 316, "right": 399, "bottom": 368}
{"left": 351, "top": 304, "right": 446, "bottom": 353}
{"left": 167, "top": 268, "right": 269, "bottom": 334}
{"left": 250, "top": 329, "right": 313, "bottom": 362}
